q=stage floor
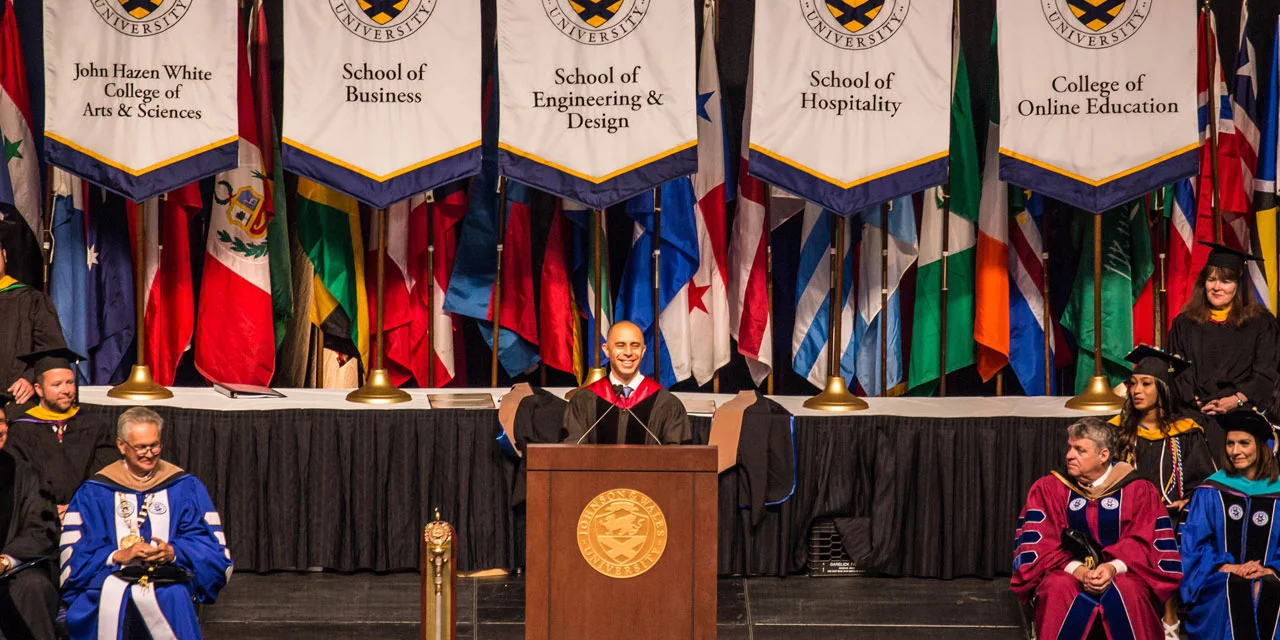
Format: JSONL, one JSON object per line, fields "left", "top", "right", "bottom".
{"left": 200, "top": 572, "right": 1025, "bottom": 639}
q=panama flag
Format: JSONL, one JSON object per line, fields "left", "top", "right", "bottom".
{"left": 1, "top": 0, "right": 40, "bottom": 244}
{"left": 195, "top": 37, "right": 275, "bottom": 386}
{"left": 728, "top": 56, "right": 773, "bottom": 386}
{"left": 1007, "top": 190, "right": 1067, "bottom": 396}
{"left": 791, "top": 203, "right": 856, "bottom": 390}
{"left": 854, "top": 197, "right": 918, "bottom": 397}
{"left": 678, "top": 0, "right": 730, "bottom": 385}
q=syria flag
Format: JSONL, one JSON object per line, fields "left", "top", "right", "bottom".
{"left": 195, "top": 30, "right": 276, "bottom": 386}
{"left": 129, "top": 187, "right": 199, "bottom": 387}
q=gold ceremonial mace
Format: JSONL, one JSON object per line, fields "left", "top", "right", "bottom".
{"left": 1065, "top": 212, "right": 1124, "bottom": 411}
{"left": 804, "top": 212, "right": 868, "bottom": 411}
{"left": 348, "top": 206, "right": 411, "bottom": 404}
{"left": 109, "top": 198, "right": 173, "bottom": 401}
{"left": 577, "top": 207, "right": 611, "bottom": 391}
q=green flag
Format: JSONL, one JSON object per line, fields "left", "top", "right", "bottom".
{"left": 267, "top": 121, "right": 292, "bottom": 348}
{"left": 296, "top": 178, "right": 370, "bottom": 368}
{"left": 908, "top": 30, "right": 980, "bottom": 394}
{"left": 1062, "top": 199, "right": 1154, "bottom": 392}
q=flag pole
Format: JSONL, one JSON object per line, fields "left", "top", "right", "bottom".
{"left": 803, "top": 212, "right": 867, "bottom": 411}
{"left": 107, "top": 198, "right": 173, "bottom": 400}
{"left": 575, "top": 208, "right": 610, "bottom": 391}
{"left": 1202, "top": 0, "right": 1224, "bottom": 243}
{"left": 348, "top": 206, "right": 411, "bottom": 404}
{"left": 425, "top": 190, "right": 435, "bottom": 388}
{"left": 652, "top": 185, "right": 662, "bottom": 382}
{"left": 41, "top": 165, "right": 55, "bottom": 290}
{"left": 490, "top": 177, "right": 509, "bottom": 387}
{"left": 765, "top": 189, "right": 775, "bottom": 395}
{"left": 1042, "top": 204, "right": 1053, "bottom": 396}
{"left": 939, "top": 187, "right": 950, "bottom": 397}
{"left": 880, "top": 201, "right": 890, "bottom": 396}
{"left": 1066, "top": 211, "right": 1125, "bottom": 410}
{"left": 1153, "top": 189, "right": 1167, "bottom": 348}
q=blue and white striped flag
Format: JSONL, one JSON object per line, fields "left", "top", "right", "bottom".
{"left": 854, "top": 196, "right": 918, "bottom": 397}
{"left": 791, "top": 203, "right": 856, "bottom": 390}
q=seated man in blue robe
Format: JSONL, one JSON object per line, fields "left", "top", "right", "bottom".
{"left": 60, "top": 407, "right": 232, "bottom": 640}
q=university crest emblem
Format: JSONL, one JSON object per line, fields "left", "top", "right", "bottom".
{"left": 544, "top": 0, "right": 649, "bottom": 45}
{"left": 570, "top": 0, "right": 623, "bottom": 28}
{"left": 800, "top": 0, "right": 909, "bottom": 50}
{"left": 94, "top": 0, "right": 190, "bottom": 36}
{"left": 577, "top": 488, "right": 667, "bottom": 578}
{"left": 825, "top": 0, "right": 884, "bottom": 34}
{"left": 359, "top": 0, "right": 408, "bottom": 25}
{"left": 1042, "top": 0, "right": 1148, "bottom": 49}
{"left": 119, "top": 0, "right": 163, "bottom": 20}
{"left": 1066, "top": 0, "right": 1124, "bottom": 32}
{"left": 329, "top": 0, "right": 436, "bottom": 42}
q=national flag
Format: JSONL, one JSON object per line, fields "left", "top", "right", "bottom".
{"left": 251, "top": 0, "right": 293, "bottom": 346}
{"left": 196, "top": 31, "right": 276, "bottom": 386}
{"left": 564, "top": 198, "right": 612, "bottom": 367}
{"left": 0, "top": 126, "right": 12, "bottom": 215}
{"left": 909, "top": 24, "right": 980, "bottom": 394}
{"left": 0, "top": 0, "right": 41, "bottom": 246}
{"left": 540, "top": 199, "right": 582, "bottom": 380}
{"left": 1231, "top": 4, "right": 1269, "bottom": 308}
{"left": 128, "top": 186, "right": 199, "bottom": 387}
{"left": 1166, "top": 178, "right": 1198, "bottom": 320}
{"left": 297, "top": 178, "right": 370, "bottom": 370}
{"left": 854, "top": 196, "right": 917, "bottom": 397}
{"left": 369, "top": 193, "right": 419, "bottom": 386}
{"left": 85, "top": 195, "right": 135, "bottom": 385}
{"left": 413, "top": 184, "right": 467, "bottom": 387}
{"left": 1252, "top": 18, "right": 1280, "bottom": 310}
{"left": 791, "top": 203, "right": 856, "bottom": 390}
{"left": 1062, "top": 200, "right": 1154, "bottom": 392}
{"left": 1008, "top": 190, "right": 1068, "bottom": 396}
{"left": 728, "top": 56, "right": 773, "bottom": 385}
{"left": 682, "top": 1, "right": 730, "bottom": 385}
{"left": 976, "top": 25, "right": 1010, "bottom": 381}
{"left": 615, "top": 179, "right": 701, "bottom": 387}
{"left": 48, "top": 168, "right": 90, "bottom": 382}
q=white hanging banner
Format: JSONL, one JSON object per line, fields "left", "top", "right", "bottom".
{"left": 43, "top": 0, "right": 238, "bottom": 201}
{"left": 282, "top": 0, "right": 482, "bottom": 208}
{"left": 748, "top": 0, "right": 952, "bottom": 216}
{"left": 496, "top": 0, "right": 697, "bottom": 209}
{"left": 998, "top": 0, "right": 1198, "bottom": 212}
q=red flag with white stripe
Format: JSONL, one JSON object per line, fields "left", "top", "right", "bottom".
{"left": 195, "top": 28, "right": 276, "bottom": 385}
{"left": 129, "top": 186, "right": 198, "bottom": 387}
{"left": 728, "top": 57, "right": 772, "bottom": 386}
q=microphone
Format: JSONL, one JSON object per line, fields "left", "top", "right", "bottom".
{"left": 621, "top": 407, "right": 664, "bottom": 446}
{"left": 575, "top": 402, "right": 619, "bottom": 445}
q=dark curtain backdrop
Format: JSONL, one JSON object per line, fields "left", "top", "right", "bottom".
{"left": 80, "top": 403, "right": 1077, "bottom": 579}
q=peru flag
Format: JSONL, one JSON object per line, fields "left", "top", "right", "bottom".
{"left": 130, "top": 186, "right": 199, "bottom": 387}
{"left": 195, "top": 32, "right": 276, "bottom": 386}
{"left": 728, "top": 57, "right": 773, "bottom": 386}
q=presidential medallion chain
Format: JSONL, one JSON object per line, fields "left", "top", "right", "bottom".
{"left": 117, "top": 493, "right": 156, "bottom": 550}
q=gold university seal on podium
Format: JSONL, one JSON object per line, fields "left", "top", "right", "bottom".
{"left": 577, "top": 488, "right": 667, "bottom": 579}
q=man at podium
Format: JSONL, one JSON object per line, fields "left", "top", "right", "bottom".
{"left": 562, "top": 322, "right": 691, "bottom": 445}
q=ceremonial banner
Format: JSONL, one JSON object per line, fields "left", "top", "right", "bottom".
{"left": 43, "top": 0, "right": 237, "bottom": 201}
{"left": 747, "top": 0, "right": 952, "bottom": 215}
{"left": 998, "top": 0, "right": 1198, "bottom": 213}
{"left": 496, "top": 0, "right": 696, "bottom": 209}
{"left": 283, "top": 1, "right": 482, "bottom": 208}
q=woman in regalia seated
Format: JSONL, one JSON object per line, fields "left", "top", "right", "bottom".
{"left": 1180, "top": 409, "right": 1280, "bottom": 639}
{"left": 1110, "top": 345, "right": 1217, "bottom": 637}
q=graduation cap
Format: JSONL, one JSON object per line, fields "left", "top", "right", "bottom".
{"left": 0, "top": 218, "right": 20, "bottom": 253}
{"left": 1124, "top": 344, "right": 1189, "bottom": 384}
{"left": 1217, "top": 409, "right": 1276, "bottom": 448}
{"left": 18, "top": 347, "right": 86, "bottom": 378}
{"left": 1198, "top": 241, "right": 1262, "bottom": 271}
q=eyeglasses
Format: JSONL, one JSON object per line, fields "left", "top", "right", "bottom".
{"left": 121, "top": 441, "right": 162, "bottom": 455}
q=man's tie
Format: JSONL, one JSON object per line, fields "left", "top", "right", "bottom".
{"left": 620, "top": 386, "right": 633, "bottom": 399}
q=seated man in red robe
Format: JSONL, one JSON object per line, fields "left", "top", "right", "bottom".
{"left": 1012, "top": 417, "right": 1183, "bottom": 640}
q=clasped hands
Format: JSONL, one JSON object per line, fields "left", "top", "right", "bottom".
{"left": 1073, "top": 563, "right": 1117, "bottom": 595}
{"left": 111, "top": 538, "right": 176, "bottom": 566}
{"left": 1198, "top": 393, "right": 1245, "bottom": 415}
{"left": 1220, "top": 561, "right": 1278, "bottom": 580}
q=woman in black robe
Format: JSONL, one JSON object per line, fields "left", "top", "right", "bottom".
{"left": 1108, "top": 345, "right": 1217, "bottom": 634}
{"left": 1168, "top": 242, "right": 1280, "bottom": 451}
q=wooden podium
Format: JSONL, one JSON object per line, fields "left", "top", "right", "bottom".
{"left": 525, "top": 444, "right": 717, "bottom": 640}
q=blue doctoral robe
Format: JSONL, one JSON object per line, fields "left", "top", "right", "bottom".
{"left": 60, "top": 468, "right": 232, "bottom": 640}
{"left": 1180, "top": 470, "right": 1280, "bottom": 640}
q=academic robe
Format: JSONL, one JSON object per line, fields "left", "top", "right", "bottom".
{"left": 7, "top": 406, "right": 118, "bottom": 505}
{"left": 562, "top": 377, "right": 692, "bottom": 445}
{"left": 1011, "top": 466, "right": 1183, "bottom": 640}
{"left": 0, "top": 278, "right": 66, "bottom": 394}
{"left": 1108, "top": 414, "right": 1217, "bottom": 508}
{"left": 1180, "top": 471, "right": 1280, "bottom": 640}
{"left": 0, "top": 451, "right": 59, "bottom": 640}
{"left": 61, "top": 463, "right": 233, "bottom": 640}
{"left": 708, "top": 392, "right": 797, "bottom": 526}
{"left": 1168, "top": 313, "right": 1279, "bottom": 417}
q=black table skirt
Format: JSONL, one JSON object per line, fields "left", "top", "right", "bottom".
{"left": 80, "top": 405, "right": 1074, "bottom": 578}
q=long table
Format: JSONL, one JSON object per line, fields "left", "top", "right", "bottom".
{"left": 79, "top": 388, "right": 1095, "bottom": 578}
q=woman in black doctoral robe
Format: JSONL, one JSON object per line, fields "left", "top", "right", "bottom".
{"left": 1169, "top": 242, "right": 1280, "bottom": 452}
